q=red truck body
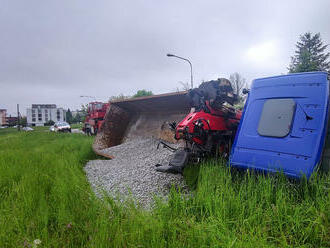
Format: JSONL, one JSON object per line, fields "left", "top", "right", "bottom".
{"left": 83, "top": 102, "right": 110, "bottom": 135}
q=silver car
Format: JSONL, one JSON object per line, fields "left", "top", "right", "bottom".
{"left": 53, "top": 122, "right": 71, "bottom": 133}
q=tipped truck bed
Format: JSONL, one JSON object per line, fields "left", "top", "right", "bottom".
{"left": 93, "top": 91, "right": 191, "bottom": 158}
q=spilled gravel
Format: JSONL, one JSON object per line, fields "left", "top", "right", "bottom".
{"left": 84, "top": 137, "right": 185, "bottom": 208}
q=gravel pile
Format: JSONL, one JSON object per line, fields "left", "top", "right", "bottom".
{"left": 84, "top": 137, "right": 184, "bottom": 207}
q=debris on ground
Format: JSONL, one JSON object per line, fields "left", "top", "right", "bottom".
{"left": 84, "top": 137, "right": 185, "bottom": 208}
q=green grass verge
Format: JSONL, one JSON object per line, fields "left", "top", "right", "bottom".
{"left": 70, "top": 123, "right": 83, "bottom": 129}
{"left": 0, "top": 130, "right": 329, "bottom": 247}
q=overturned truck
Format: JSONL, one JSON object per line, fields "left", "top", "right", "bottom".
{"left": 94, "top": 72, "right": 330, "bottom": 179}
{"left": 93, "top": 78, "right": 241, "bottom": 173}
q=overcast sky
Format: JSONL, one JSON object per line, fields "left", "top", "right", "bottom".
{"left": 1, "top": 0, "right": 329, "bottom": 115}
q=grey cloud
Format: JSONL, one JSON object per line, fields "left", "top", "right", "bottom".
{"left": 0, "top": 0, "right": 329, "bottom": 114}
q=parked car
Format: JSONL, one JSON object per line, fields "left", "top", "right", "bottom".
{"left": 22, "top": 127, "right": 34, "bottom": 131}
{"left": 53, "top": 122, "right": 71, "bottom": 133}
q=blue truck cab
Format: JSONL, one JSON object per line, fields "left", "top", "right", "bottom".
{"left": 230, "top": 72, "right": 329, "bottom": 178}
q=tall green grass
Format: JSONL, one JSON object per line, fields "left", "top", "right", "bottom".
{"left": 0, "top": 130, "right": 329, "bottom": 247}
{"left": 0, "top": 131, "right": 98, "bottom": 247}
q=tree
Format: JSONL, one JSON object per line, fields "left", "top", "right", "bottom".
{"left": 80, "top": 104, "right": 88, "bottom": 116}
{"left": 133, "top": 89, "right": 153, "bottom": 98}
{"left": 72, "top": 112, "right": 80, "bottom": 123}
{"left": 66, "top": 109, "right": 73, "bottom": 124}
{"left": 71, "top": 108, "right": 86, "bottom": 123}
{"left": 78, "top": 104, "right": 89, "bottom": 123}
{"left": 20, "top": 116, "right": 27, "bottom": 127}
{"left": 229, "top": 72, "right": 247, "bottom": 102}
{"left": 44, "top": 120, "right": 55, "bottom": 126}
{"left": 109, "top": 94, "right": 130, "bottom": 101}
{"left": 178, "top": 81, "right": 190, "bottom": 91}
{"left": 288, "top": 32, "right": 330, "bottom": 73}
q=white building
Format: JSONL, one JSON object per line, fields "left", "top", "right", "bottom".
{"left": 27, "top": 104, "right": 66, "bottom": 126}
{"left": 0, "top": 109, "right": 6, "bottom": 126}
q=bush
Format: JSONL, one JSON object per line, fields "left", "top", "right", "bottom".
{"left": 133, "top": 89, "right": 153, "bottom": 98}
{"left": 44, "top": 120, "right": 55, "bottom": 126}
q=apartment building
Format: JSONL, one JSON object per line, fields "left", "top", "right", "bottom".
{"left": 0, "top": 109, "right": 6, "bottom": 126}
{"left": 27, "top": 104, "right": 66, "bottom": 126}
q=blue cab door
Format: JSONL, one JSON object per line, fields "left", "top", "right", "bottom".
{"left": 230, "top": 72, "right": 329, "bottom": 178}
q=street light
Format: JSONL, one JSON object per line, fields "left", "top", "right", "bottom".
{"left": 167, "top": 53, "right": 193, "bottom": 89}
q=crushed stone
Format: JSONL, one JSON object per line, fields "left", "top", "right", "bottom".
{"left": 84, "top": 137, "right": 185, "bottom": 208}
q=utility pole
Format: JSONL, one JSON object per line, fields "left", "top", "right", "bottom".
{"left": 17, "top": 104, "right": 20, "bottom": 131}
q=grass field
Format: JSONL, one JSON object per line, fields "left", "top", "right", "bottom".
{"left": 0, "top": 129, "right": 329, "bottom": 247}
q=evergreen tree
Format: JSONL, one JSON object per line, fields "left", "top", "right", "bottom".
{"left": 288, "top": 32, "right": 330, "bottom": 74}
{"left": 66, "top": 109, "right": 73, "bottom": 124}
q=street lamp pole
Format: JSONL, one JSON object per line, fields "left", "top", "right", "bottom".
{"left": 167, "top": 53, "right": 193, "bottom": 89}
